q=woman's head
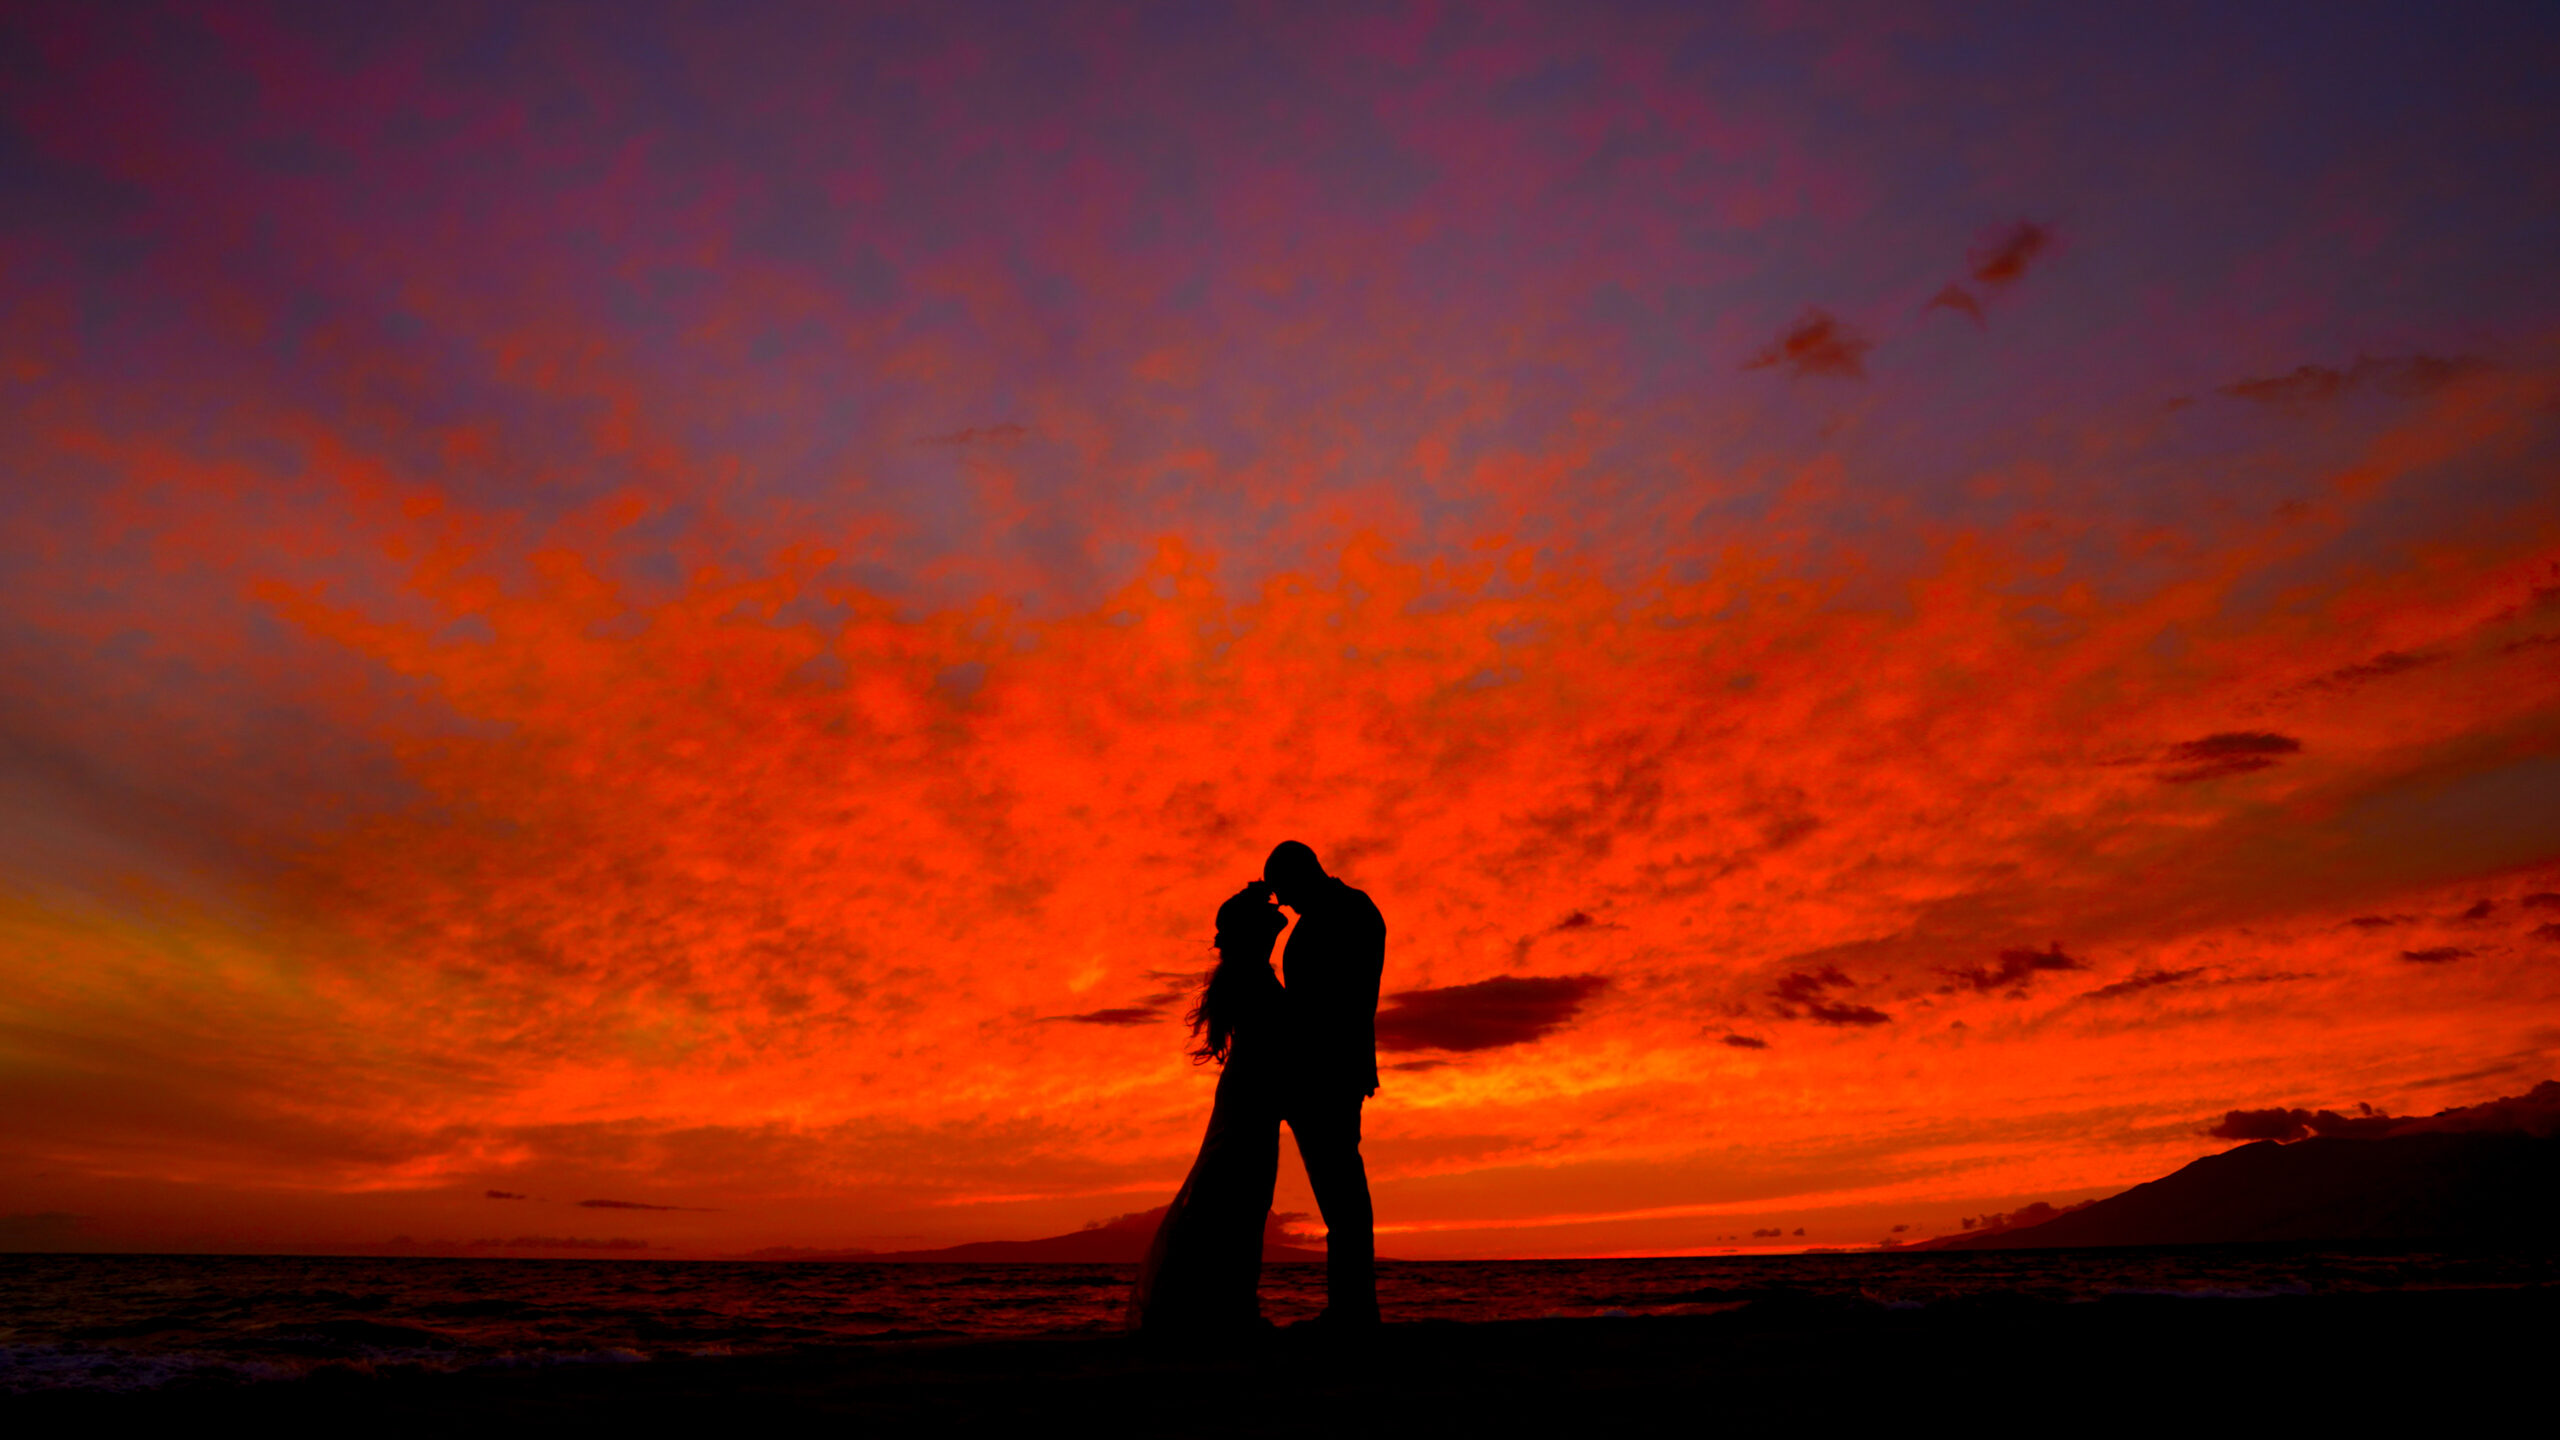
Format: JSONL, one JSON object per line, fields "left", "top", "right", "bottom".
{"left": 1192, "top": 881, "right": 1284, "bottom": 1064}
{"left": 1214, "top": 882, "right": 1284, "bottom": 957}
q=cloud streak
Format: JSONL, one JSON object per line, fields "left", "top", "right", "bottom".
{"left": 2157, "top": 732, "right": 2302, "bottom": 784}
{"left": 2219, "top": 355, "right": 2491, "bottom": 406}
{"left": 1377, "top": 976, "right": 1610, "bottom": 1053}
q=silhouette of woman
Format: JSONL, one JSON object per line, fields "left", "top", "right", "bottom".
{"left": 1127, "top": 880, "right": 1291, "bottom": 1334}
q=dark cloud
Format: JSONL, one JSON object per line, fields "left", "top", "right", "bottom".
{"left": 1742, "top": 308, "right": 1871, "bottom": 379}
{"left": 918, "top": 423, "right": 1028, "bottom": 446}
{"left": 1939, "top": 943, "right": 2087, "bottom": 994}
{"left": 2458, "top": 900, "right": 2495, "bottom": 921}
{"left": 2206, "top": 1102, "right": 2398, "bottom": 1142}
{"left": 1925, "top": 284, "right": 1984, "bottom": 325}
{"left": 1057, "top": 1007, "right": 1162, "bottom": 1026}
{"left": 2084, "top": 965, "right": 2205, "bottom": 1000}
{"left": 2399, "top": 947, "right": 2471, "bottom": 964}
{"left": 2392, "top": 1080, "right": 2560, "bottom": 1138}
{"left": 0, "top": 1211, "right": 81, "bottom": 1246}
{"left": 1751, "top": 1227, "right": 1783, "bottom": 1237}
{"left": 484, "top": 1189, "right": 528, "bottom": 1200}
{"left": 2533, "top": 923, "right": 2560, "bottom": 943}
{"left": 1376, "top": 974, "right": 1607, "bottom": 1052}
{"left": 1089, "top": 976, "right": 1193, "bottom": 1015}
{"left": 1956, "top": 1199, "right": 2092, "bottom": 1235}
{"left": 2346, "top": 914, "right": 2413, "bottom": 929}
{"left": 2296, "top": 650, "right": 2444, "bottom": 694}
{"left": 1389, "top": 1059, "right": 1452, "bottom": 1072}
{"left": 2520, "top": 893, "right": 2560, "bottom": 909}
{"left": 1264, "top": 1211, "right": 1321, "bottom": 1249}
{"left": 1078, "top": 1206, "right": 1169, "bottom": 1236}
{"left": 2208, "top": 1085, "right": 2560, "bottom": 1144}
{"left": 1803, "top": 1001, "right": 1891, "bottom": 1028}
{"left": 1769, "top": 967, "right": 1890, "bottom": 1026}
{"left": 1720, "top": 1033, "right": 1770, "bottom": 1049}
{"left": 2308, "top": 1106, "right": 2400, "bottom": 1138}
{"left": 2218, "top": 354, "right": 2489, "bottom": 406}
{"left": 2158, "top": 731, "right": 2301, "bottom": 783}
{"left": 1509, "top": 908, "right": 1610, "bottom": 963}
{"left": 1968, "top": 221, "right": 2053, "bottom": 287}
{"left": 2209, "top": 1106, "right": 2310, "bottom": 1141}
{"left": 577, "top": 1197, "right": 710, "bottom": 1211}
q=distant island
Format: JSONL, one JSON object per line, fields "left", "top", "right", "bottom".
{"left": 755, "top": 1206, "right": 1327, "bottom": 1265}
{"left": 1919, "top": 1081, "right": 2560, "bottom": 1250}
{"left": 757, "top": 1083, "right": 2560, "bottom": 1263}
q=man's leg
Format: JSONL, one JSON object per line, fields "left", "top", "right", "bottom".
{"left": 1289, "top": 1093, "right": 1377, "bottom": 1322}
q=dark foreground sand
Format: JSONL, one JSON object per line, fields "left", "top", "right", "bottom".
{"left": 19, "top": 1286, "right": 2547, "bottom": 1431}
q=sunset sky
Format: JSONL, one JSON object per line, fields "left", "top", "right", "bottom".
{"left": 5, "top": 1, "right": 2559, "bottom": 1260}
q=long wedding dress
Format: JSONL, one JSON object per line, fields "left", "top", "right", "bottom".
{"left": 1127, "top": 940, "right": 1288, "bottom": 1333}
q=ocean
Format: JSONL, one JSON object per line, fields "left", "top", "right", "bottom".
{"left": 5, "top": 1247, "right": 2551, "bottom": 1396}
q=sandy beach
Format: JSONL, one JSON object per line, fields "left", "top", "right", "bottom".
{"left": 18, "top": 1282, "right": 2545, "bottom": 1430}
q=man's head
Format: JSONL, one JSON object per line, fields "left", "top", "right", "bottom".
{"left": 1263, "top": 840, "right": 1326, "bottom": 909}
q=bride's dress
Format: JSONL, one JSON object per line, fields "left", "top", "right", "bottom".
{"left": 1127, "top": 953, "right": 1287, "bottom": 1333}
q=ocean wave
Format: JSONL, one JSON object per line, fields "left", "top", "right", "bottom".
{"left": 2, "top": 1247, "right": 2550, "bottom": 1393}
{"left": 0, "top": 1343, "right": 289, "bottom": 1395}
{"left": 2101, "top": 1283, "right": 2314, "bottom": 1301}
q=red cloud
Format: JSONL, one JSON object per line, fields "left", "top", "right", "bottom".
{"left": 1968, "top": 221, "right": 2053, "bottom": 287}
{"left": 1742, "top": 308, "right": 1871, "bottom": 379}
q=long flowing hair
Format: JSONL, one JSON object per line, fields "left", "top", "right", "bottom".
{"left": 1188, "top": 885, "right": 1283, "bottom": 1065}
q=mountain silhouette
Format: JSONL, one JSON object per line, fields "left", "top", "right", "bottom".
{"left": 835, "top": 1207, "right": 1326, "bottom": 1264}
{"left": 1922, "top": 1130, "right": 2559, "bottom": 1249}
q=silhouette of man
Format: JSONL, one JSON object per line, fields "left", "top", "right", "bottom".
{"left": 1265, "top": 839, "right": 1385, "bottom": 1327}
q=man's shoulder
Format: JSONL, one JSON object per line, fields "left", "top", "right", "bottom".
{"left": 1332, "top": 879, "right": 1385, "bottom": 932}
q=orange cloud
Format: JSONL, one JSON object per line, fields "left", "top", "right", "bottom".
{"left": 5, "top": 136, "right": 2560, "bottom": 1251}
{"left": 8, "top": 385, "right": 2560, "bottom": 1254}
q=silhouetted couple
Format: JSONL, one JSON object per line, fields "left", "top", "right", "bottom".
{"left": 1128, "top": 841, "right": 1386, "bottom": 1336}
